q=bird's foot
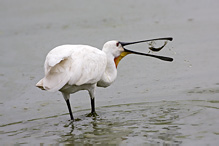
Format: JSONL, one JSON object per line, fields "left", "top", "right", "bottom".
{"left": 86, "top": 112, "right": 99, "bottom": 117}
{"left": 64, "top": 120, "right": 74, "bottom": 127}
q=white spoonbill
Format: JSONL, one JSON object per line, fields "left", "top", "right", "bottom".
{"left": 36, "top": 37, "right": 173, "bottom": 120}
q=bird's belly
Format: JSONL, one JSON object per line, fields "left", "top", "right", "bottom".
{"left": 97, "top": 80, "right": 111, "bottom": 88}
{"left": 59, "top": 83, "right": 95, "bottom": 94}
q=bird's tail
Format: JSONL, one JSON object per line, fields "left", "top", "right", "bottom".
{"left": 36, "top": 79, "right": 45, "bottom": 90}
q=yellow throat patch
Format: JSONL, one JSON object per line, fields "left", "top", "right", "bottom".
{"left": 114, "top": 51, "right": 131, "bottom": 68}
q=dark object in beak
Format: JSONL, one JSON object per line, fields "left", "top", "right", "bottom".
{"left": 120, "top": 37, "right": 173, "bottom": 47}
{"left": 149, "top": 41, "right": 168, "bottom": 52}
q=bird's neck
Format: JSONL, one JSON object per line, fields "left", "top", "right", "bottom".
{"left": 97, "top": 53, "right": 117, "bottom": 87}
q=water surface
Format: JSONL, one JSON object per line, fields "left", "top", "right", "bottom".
{"left": 0, "top": 0, "right": 219, "bottom": 145}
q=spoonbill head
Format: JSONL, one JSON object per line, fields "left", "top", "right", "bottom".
{"left": 36, "top": 37, "right": 173, "bottom": 121}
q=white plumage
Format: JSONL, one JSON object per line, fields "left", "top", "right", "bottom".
{"left": 36, "top": 37, "right": 173, "bottom": 120}
{"left": 36, "top": 41, "right": 123, "bottom": 120}
{"left": 40, "top": 45, "right": 107, "bottom": 92}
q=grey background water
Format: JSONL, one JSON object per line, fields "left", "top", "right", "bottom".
{"left": 0, "top": 0, "right": 219, "bottom": 145}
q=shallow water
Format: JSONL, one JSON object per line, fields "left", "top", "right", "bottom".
{"left": 1, "top": 100, "right": 218, "bottom": 145}
{"left": 0, "top": 0, "right": 219, "bottom": 145}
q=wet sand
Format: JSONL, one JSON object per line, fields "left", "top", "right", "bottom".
{"left": 0, "top": 0, "right": 219, "bottom": 145}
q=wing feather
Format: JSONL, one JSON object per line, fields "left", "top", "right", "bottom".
{"left": 43, "top": 58, "right": 71, "bottom": 91}
{"left": 74, "top": 48, "right": 107, "bottom": 85}
{"left": 40, "top": 45, "right": 107, "bottom": 92}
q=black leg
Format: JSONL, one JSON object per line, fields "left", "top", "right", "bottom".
{"left": 86, "top": 98, "right": 98, "bottom": 117}
{"left": 66, "top": 99, "right": 74, "bottom": 121}
{"left": 91, "top": 98, "right": 95, "bottom": 113}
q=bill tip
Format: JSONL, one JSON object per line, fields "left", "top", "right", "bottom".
{"left": 169, "top": 37, "right": 173, "bottom": 41}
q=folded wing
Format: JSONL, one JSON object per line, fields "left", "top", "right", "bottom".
{"left": 37, "top": 45, "right": 107, "bottom": 92}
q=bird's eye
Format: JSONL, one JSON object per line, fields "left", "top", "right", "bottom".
{"left": 116, "top": 42, "right": 120, "bottom": 47}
